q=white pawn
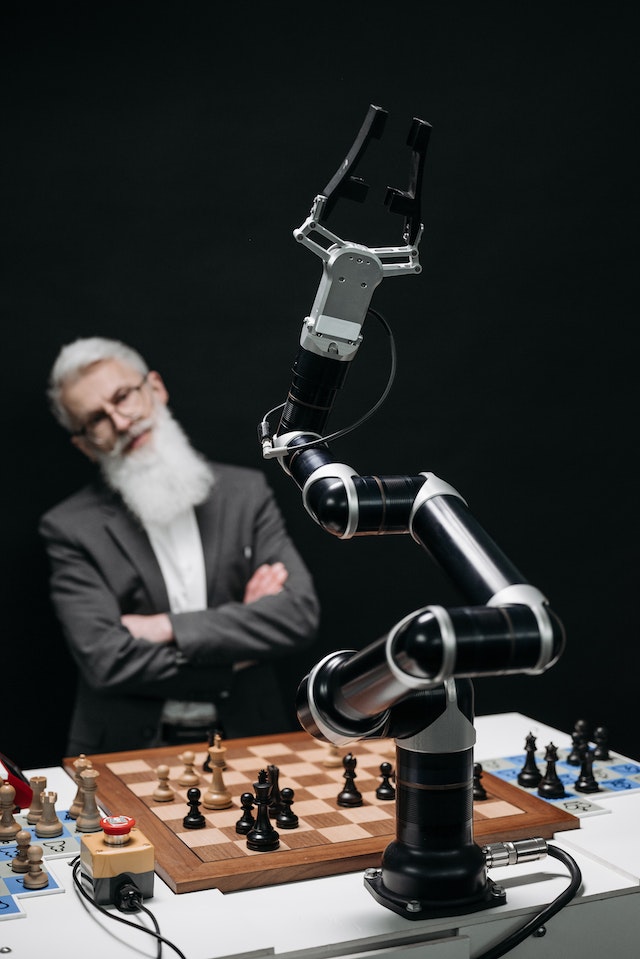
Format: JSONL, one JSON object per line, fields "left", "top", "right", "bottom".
{"left": 177, "top": 750, "right": 200, "bottom": 787}
{"left": 11, "top": 828, "right": 31, "bottom": 873}
{"left": 23, "top": 844, "right": 48, "bottom": 890}
{"left": 0, "top": 781, "right": 20, "bottom": 839}
{"left": 153, "top": 765, "right": 175, "bottom": 802}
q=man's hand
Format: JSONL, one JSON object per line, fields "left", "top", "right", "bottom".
{"left": 121, "top": 613, "right": 174, "bottom": 643}
{"left": 243, "top": 562, "right": 288, "bottom": 604}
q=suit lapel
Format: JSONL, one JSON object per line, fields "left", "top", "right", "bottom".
{"left": 103, "top": 500, "right": 170, "bottom": 611}
{"left": 195, "top": 491, "right": 221, "bottom": 601}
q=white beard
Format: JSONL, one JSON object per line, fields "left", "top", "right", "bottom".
{"left": 98, "top": 403, "right": 214, "bottom": 526}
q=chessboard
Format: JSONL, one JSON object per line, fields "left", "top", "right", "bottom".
{"left": 481, "top": 744, "right": 640, "bottom": 818}
{"left": 63, "top": 731, "right": 580, "bottom": 895}
{"left": 0, "top": 810, "right": 78, "bottom": 920}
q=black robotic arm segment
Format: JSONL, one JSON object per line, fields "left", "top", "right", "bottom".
{"left": 295, "top": 597, "right": 564, "bottom": 746}
{"left": 410, "top": 472, "right": 534, "bottom": 601}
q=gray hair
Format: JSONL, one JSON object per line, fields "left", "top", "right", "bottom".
{"left": 48, "top": 336, "right": 149, "bottom": 430}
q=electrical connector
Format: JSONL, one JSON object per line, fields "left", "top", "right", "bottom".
{"left": 115, "top": 879, "right": 143, "bottom": 912}
{"left": 482, "top": 837, "right": 548, "bottom": 868}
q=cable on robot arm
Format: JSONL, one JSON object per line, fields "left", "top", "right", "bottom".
{"left": 257, "top": 105, "right": 430, "bottom": 462}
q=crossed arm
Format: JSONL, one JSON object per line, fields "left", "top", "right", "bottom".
{"left": 120, "top": 562, "right": 289, "bottom": 642}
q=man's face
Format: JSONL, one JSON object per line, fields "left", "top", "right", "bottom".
{"left": 62, "top": 358, "right": 169, "bottom": 461}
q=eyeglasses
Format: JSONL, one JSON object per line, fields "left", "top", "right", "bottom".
{"left": 72, "top": 374, "right": 149, "bottom": 446}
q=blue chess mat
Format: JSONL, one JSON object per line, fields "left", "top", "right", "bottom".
{"left": 479, "top": 749, "right": 640, "bottom": 818}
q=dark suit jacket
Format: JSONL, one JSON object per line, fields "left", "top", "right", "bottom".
{"left": 39, "top": 462, "right": 320, "bottom": 754}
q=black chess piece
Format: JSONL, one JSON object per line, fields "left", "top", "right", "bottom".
{"left": 567, "top": 730, "right": 587, "bottom": 766}
{"left": 235, "top": 792, "right": 256, "bottom": 835}
{"left": 246, "top": 770, "right": 280, "bottom": 851}
{"left": 574, "top": 718, "right": 591, "bottom": 740}
{"left": 473, "top": 762, "right": 488, "bottom": 801}
{"left": 183, "top": 787, "right": 207, "bottom": 829}
{"left": 337, "top": 753, "right": 363, "bottom": 807}
{"left": 593, "top": 726, "right": 611, "bottom": 761}
{"left": 275, "top": 787, "right": 299, "bottom": 829}
{"left": 375, "top": 762, "right": 396, "bottom": 800}
{"left": 575, "top": 748, "right": 601, "bottom": 793}
{"left": 267, "top": 764, "right": 282, "bottom": 818}
{"left": 203, "top": 730, "right": 215, "bottom": 772}
{"left": 537, "top": 742, "right": 566, "bottom": 799}
{"left": 518, "top": 732, "right": 542, "bottom": 788}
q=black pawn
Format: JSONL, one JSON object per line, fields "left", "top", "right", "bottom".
{"left": 376, "top": 762, "right": 396, "bottom": 800}
{"left": 275, "top": 787, "right": 299, "bottom": 829}
{"left": 538, "top": 743, "right": 566, "bottom": 799}
{"left": 574, "top": 718, "right": 591, "bottom": 740}
{"left": 235, "top": 792, "right": 255, "bottom": 835}
{"left": 267, "top": 764, "right": 282, "bottom": 818}
{"left": 473, "top": 762, "right": 488, "bottom": 801}
{"left": 593, "top": 726, "right": 610, "bottom": 761}
{"left": 575, "top": 748, "right": 600, "bottom": 793}
{"left": 183, "top": 787, "right": 207, "bottom": 829}
{"left": 246, "top": 770, "right": 280, "bottom": 851}
{"left": 518, "top": 732, "right": 542, "bottom": 788}
{"left": 337, "top": 753, "right": 362, "bottom": 807}
{"left": 566, "top": 730, "right": 587, "bottom": 766}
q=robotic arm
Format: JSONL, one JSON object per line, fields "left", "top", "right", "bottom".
{"left": 258, "top": 105, "right": 565, "bottom": 920}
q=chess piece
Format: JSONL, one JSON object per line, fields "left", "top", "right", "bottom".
{"left": 203, "top": 730, "right": 214, "bottom": 772}
{"left": 337, "top": 753, "right": 363, "bottom": 807}
{"left": 75, "top": 768, "right": 103, "bottom": 832}
{"left": 152, "top": 765, "right": 175, "bottom": 802}
{"left": 575, "top": 748, "right": 600, "bottom": 793}
{"left": 235, "top": 792, "right": 256, "bottom": 835}
{"left": 517, "top": 732, "right": 542, "bottom": 788}
{"left": 26, "top": 775, "right": 47, "bottom": 825}
{"left": 473, "top": 763, "right": 488, "bottom": 801}
{"left": 275, "top": 787, "right": 299, "bottom": 829}
{"left": 183, "top": 787, "right": 207, "bottom": 829}
{"left": 202, "top": 735, "right": 232, "bottom": 809}
{"left": 11, "top": 828, "right": 31, "bottom": 873}
{"left": 246, "top": 770, "right": 280, "bottom": 851}
{"left": 0, "top": 781, "right": 21, "bottom": 839}
{"left": 321, "top": 743, "right": 343, "bottom": 768}
{"left": 566, "top": 730, "right": 587, "bottom": 766}
{"left": 375, "top": 762, "right": 396, "bottom": 800}
{"left": 68, "top": 756, "right": 92, "bottom": 819}
{"left": 177, "top": 751, "right": 200, "bottom": 787}
{"left": 35, "top": 791, "right": 63, "bottom": 838}
{"left": 574, "top": 718, "right": 590, "bottom": 740}
{"left": 22, "top": 844, "right": 49, "bottom": 890}
{"left": 593, "top": 726, "right": 611, "bottom": 761}
{"left": 267, "top": 764, "right": 282, "bottom": 818}
{"left": 537, "top": 742, "right": 566, "bottom": 799}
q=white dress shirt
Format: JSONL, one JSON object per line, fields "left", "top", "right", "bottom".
{"left": 145, "top": 507, "right": 217, "bottom": 727}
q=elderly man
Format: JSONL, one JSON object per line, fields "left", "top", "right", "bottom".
{"left": 40, "top": 337, "right": 320, "bottom": 755}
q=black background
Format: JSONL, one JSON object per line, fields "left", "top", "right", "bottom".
{"left": 3, "top": 4, "right": 637, "bottom": 768}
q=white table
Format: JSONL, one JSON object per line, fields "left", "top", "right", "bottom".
{"left": 2, "top": 713, "right": 639, "bottom": 959}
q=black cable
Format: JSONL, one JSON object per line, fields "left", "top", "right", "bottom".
{"left": 71, "top": 857, "right": 188, "bottom": 959}
{"left": 259, "top": 305, "right": 397, "bottom": 453}
{"left": 475, "top": 844, "right": 582, "bottom": 959}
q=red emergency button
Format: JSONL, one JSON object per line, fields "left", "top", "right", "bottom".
{"left": 101, "top": 815, "right": 136, "bottom": 837}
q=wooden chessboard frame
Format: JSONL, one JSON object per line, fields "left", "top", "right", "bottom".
{"left": 64, "top": 731, "right": 580, "bottom": 895}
